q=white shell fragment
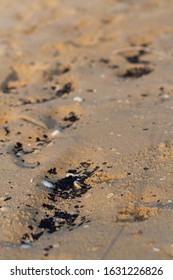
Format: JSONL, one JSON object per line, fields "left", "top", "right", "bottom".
{"left": 66, "top": 173, "right": 77, "bottom": 178}
{"left": 73, "top": 96, "right": 84, "bottom": 103}
{"left": 106, "top": 192, "right": 114, "bottom": 199}
{"left": 73, "top": 180, "right": 82, "bottom": 189}
{"left": 152, "top": 247, "right": 160, "bottom": 252}
{"left": 41, "top": 179, "right": 55, "bottom": 189}
{"left": 83, "top": 224, "right": 89, "bottom": 228}
{"left": 160, "top": 177, "right": 166, "bottom": 181}
{"left": 51, "top": 129, "right": 61, "bottom": 137}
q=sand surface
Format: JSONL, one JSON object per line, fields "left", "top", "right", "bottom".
{"left": 1, "top": 0, "right": 173, "bottom": 260}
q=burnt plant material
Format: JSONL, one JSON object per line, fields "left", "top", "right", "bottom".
{"left": 124, "top": 49, "right": 148, "bottom": 64}
{"left": 80, "top": 162, "right": 91, "bottom": 168}
{"left": 41, "top": 165, "right": 98, "bottom": 233}
{"left": 17, "top": 81, "right": 73, "bottom": 106}
{"left": 56, "top": 82, "right": 73, "bottom": 97}
{"left": 14, "top": 142, "right": 23, "bottom": 151}
{"left": 42, "top": 203, "right": 55, "bottom": 210}
{"left": 126, "top": 55, "right": 140, "bottom": 64}
{"left": 9, "top": 142, "right": 40, "bottom": 168}
{"left": 63, "top": 112, "right": 79, "bottom": 123}
{"left": 99, "top": 58, "right": 110, "bottom": 64}
{"left": 47, "top": 167, "right": 57, "bottom": 174}
{"left": 38, "top": 211, "right": 80, "bottom": 233}
{"left": 21, "top": 231, "right": 44, "bottom": 243}
{"left": 39, "top": 217, "right": 57, "bottom": 233}
{"left": 1, "top": 70, "right": 19, "bottom": 93}
{"left": 31, "top": 232, "right": 44, "bottom": 241}
{"left": 44, "top": 63, "right": 70, "bottom": 81}
{"left": 12, "top": 142, "right": 35, "bottom": 157}
{"left": 4, "top": 196, "right": 12, "bottom": 201}
{"left": 61, "top": 112, "right": 80, "bottom": 129}
{"left": 4, "top": 126, "right": 10, "bottom": 135}
{"left": 53, "top": 174, "right": 89, "bottom": 199}
{"left": 118, "top": 66, "right": 153, "bottom": 78}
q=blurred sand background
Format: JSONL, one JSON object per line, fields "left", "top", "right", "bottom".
{"left": 1, "top": 0, "right": 173, "bottom": 259}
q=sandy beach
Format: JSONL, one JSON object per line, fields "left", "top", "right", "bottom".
{"left": 1, "top": 0, "right": 173, "bottom": 259}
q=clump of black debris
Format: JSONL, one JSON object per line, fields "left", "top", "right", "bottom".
{"left": 56, "top": 82, "right": 73, "bottom": 97}
{"left": 61, "top": 112, "right": 80, "bottom": 129}
{"left": 46, "top": 165, "right": 97, "bottom": 202}
{"left": 21, "top": 164, "right": 99, "bottom": 244}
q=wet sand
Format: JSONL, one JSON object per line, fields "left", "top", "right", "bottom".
{"left": 1, "top": 0, "right": 173, "bottom": 259}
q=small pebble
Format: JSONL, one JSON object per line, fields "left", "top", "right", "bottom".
{"left": 41, "top": 180, "right": 55, "bottom": 189}
{"left": 0, "top": 206, "right": 10, "bottom": 212}
{"left": 83, "top": 224, "right": 89, "bottom": 228}
{"left": 152, "top": 247, "right": 160, "bottom": 252}
{"left": 51, "top": 129, "right": 61, "bottom": 137}
{"left": 73, "top": 96, "right": 84, "bottom": 103}
{"left": 16, "top": 152, "right": 23, "bottom": 157}
{"left": 30, "top": 178, "right": 34, "bottom": 183}
{"left": 106, "top": 193, "right": 114, "bottom": 199}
